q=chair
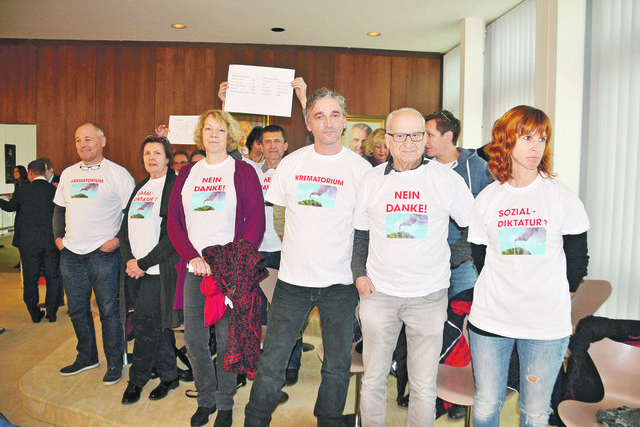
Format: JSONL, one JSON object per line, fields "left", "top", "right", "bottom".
{"left": 435, "top": 318, "right": 515, "bottom": 427}
{"left": 316, "top": 341, "right": 364, "bottom": 414}
{"left": 570, "top": 279, "right": 612, "bottom": 331}
{"left": 558, "top": 338, "right": 640, "bottom": 427}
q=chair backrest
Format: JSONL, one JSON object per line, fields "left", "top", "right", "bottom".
{"left": 571, "top": 280, "right": 612, "bottom": 330}
{"left": 259, "top": 268, "right": 279, "bottom": 304}
{"left": 589, "top": 338, "right": 640, "bottom": 404}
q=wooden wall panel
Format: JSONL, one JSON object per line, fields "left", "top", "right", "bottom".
{"left": 36, "top": 44, "right": 97, "bottom": 173}
{"left": 155, "top": 46, "right": 218, "bottom": 126}
{"left": 334, "top": 54, "right": 391, "bottom": 117}
{"left": 0, "top": 41, "right": 36, "bottom": 123}
{"left": 96, "top": 45, "right": 156, "bottom": 181}
{"left": 0, "top": 39, "right": 443, "bottom": 175}
{"left": 390, "top": 56, "right": 442, "bottom": 115}
{"left": 273, "top": 50, "right": 335, "bottom": 151}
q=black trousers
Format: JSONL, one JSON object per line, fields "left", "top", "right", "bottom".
{"left": 128, "top": 274, "right": 178, "bottom": 387}
{"left": 19, "top": 246, "right": 62, "bottom": 320}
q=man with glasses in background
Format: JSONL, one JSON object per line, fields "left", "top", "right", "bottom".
{"left": 352, "top": 108, "right": 474, "bottom": 426}
{"left": 53, "top": 123, "right": 134, "bottom": 386}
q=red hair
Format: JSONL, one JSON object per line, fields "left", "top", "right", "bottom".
{"left": 486, "top": 105, "right": 554, "bottom": 183}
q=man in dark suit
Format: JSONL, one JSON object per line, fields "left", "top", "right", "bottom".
{"left": 0, "top": 159, "right": 62, "bottom": 322}
{"left": 42, "top": 158, "right": 60, "bottom": 187}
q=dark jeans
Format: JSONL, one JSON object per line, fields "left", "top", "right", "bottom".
{"left": 60, "top": 247, "right": 124, "bottom": 369}
{"left": 245, "top": 280, "right": 358, "bottom": 427}
{"left": 19, "top": 246, "right": 62, "bottom": 320}
{"left": 259, "top": 250, "right": 302, "bottom": 370}
{"left": 128, "top": 274, "right": 177, "bottom": 387}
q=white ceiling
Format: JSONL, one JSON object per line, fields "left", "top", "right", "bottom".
{"left": 0, "top": 0, "right": 523, "bottom": 53}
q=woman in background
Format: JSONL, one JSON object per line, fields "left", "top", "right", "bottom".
{"left": 244, "top": 126, "right": 264, "bottom": 164}
{"left": 168, "top": 110, "right": 264, "bottom": 427}
{"left": 467, "top": 105, "right": 589, "bottom": 427}
{"left": 119, "top": 136, "right": 182, "bottom": 405}
{"left": 363, "top": 128, "right": 389, "bottom": 167}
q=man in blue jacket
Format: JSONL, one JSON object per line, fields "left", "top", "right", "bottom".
{"left": 425, "top": 110, "right": 492, "bottom": 298}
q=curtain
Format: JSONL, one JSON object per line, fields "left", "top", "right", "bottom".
{"left": 443, "top": 45, "right": 460, "bottom": 118}
{"left": 483, "top": 0, "right": 536, "bottom": 143}
{"left": 582, "top": 0, "right": 640, "bottom": 320}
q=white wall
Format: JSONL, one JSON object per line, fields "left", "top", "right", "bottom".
{"left": 0, "top": 124, "right": 37, "bottom": 194}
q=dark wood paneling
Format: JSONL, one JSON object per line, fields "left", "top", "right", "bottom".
{"left": 155, "top": 46, "right": 218, "bottom": 125}
{"left": 1, "top": 39, "right": 442, "bottom": 176}
{"left": 391, "top": 56, "right": 442, "bottom": 115}
{"left": 272, "top": 50, "right": 335, "bottom": 151}
{"left": 96, "top": 44, "right": 156, "bottom": 182}
{"left": 36, "top": 44, "right": 97, "bottom": 172}
{"left": 334, "top": 54, "right": 392, "bottom": 117}
{"left": 0, "top": 41, "right": 36, "bottom": 123}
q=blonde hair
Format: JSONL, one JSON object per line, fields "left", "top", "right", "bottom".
{"left": 363, "top": 128, "right": 386, "bottom": 157}
{"left": 193, "top": 110, "right": 242, "bottom": 153}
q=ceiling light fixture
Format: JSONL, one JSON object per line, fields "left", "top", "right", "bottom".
{"left": 171, "top": 24, "right": 186, "bottom": 29}
{"left": 367, "top": 32, "right": 381, "bottom": 37}
{"left": 271, "top": 27, "right": 285, "bottom": 32}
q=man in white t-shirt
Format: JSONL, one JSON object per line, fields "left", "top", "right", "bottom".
{"left": 352, "top": 108, "right": 474, "bottom": 426}
{"left": 253, "top": 124, "right": 304, "bottom": 386}
{"left": 245, "top": 88, "right": 372, "bottom": 427}
{"left": 53, "top": 123, "right": 134, "bottom": 386}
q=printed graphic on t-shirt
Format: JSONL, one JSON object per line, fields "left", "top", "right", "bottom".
{"left": 192, "top": 191, "right": 226, "bottom": 211}
{"left": 386, "top": 213, "right": 428, "bottom": 239}
{"left": 498, "top": 227, "right": 547, "bottom": 255}
{"left": 70, "top": 180, "right": 101, "bottom": 199}
{"left": 296, "top": 183, "right": 337, "bottom": 208}
{"left": 129, "top": 201, "right": 154, "bottom": 219}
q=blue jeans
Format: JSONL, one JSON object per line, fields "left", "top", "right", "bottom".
{"left": 469, "top": 331, "right": 569, "bottom": 427}
{"left": 448, "top": 259, "right": 478, "bottom": 299}
{"left": 59, "top": 247, "right": 124, "bottom": 369}
{"left": 245, "top": 280, "right": 358, "bottom": 427}
{"left": 359, "top": 289, "right": 447, "bottom": 427}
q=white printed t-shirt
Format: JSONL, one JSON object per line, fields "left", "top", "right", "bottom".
{"left": 354, "top": 160, "right": 474, "bottom": 297}
{"left": 54, "top": 159, "right": 134, "bottom": 254}
{"left": 181, "top": 157, "right": 237, "bottom": 256}
{"left": 255, "top": 161, "right": 281, "bottom": 253}
{"left": 127, "top": 175, "right": 166, "bottom": 275}
{"left": 266, "top": 145, "right": 372, "bottom": 287}
{"left": 468, "top": 175, "right": 590, "bottom": 340}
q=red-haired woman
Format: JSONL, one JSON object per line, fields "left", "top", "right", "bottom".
{"left": 467, "top": 105, "right": 589, "bottom": 427}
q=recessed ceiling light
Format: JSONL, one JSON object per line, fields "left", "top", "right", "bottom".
{"left": 271, "top": 27, "right": 285, "bottom": 32}
{"left": 367, "top": 32, "right": 381, "bottom": 37}
{"left": 171, "top": 24, "right": 186, "bottom": 29}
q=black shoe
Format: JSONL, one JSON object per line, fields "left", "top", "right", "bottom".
{"left": 279, "top": 391, "right": 289, "bottom": 405}
{"left": 178, "top": 367, "right": 193, "bottom": 382}
{"left": 284, "top": 368, "right": 299, "bottom": 386}
{"left": 32, "top": 310, "right": 45, "bottom": 323}
{"left": 45, "top": 312, "right": 57, "bottom": 322}
{"left": 213, "top": 409, "right": 232, "bottom": 427}
{"left": 149, "top": 378, "right": 179, "bottom": 400}
{"left": 236, "top": 374, "right": 247, "bottom": 388}
{"left": 448, "top": 404, "right": 467, "bottom": 420}
{"left": 121, "top": 382, "right": 142, "bottom": 405}
{"left": 397, "top": 394, "right": 409, "bottom": 407}
{"left": 191, "top": 406, "right": 216, "bottom": 427}
{"left": 60, "top": 361, "right": 100, "bottom": 376}
{"left": 103, "top": 367, "right": 122, "bottom": 385}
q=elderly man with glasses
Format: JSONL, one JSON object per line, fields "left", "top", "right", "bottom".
{"left": 352, "top": 108, "right": 474, "bottom": 426}
{"left": 53, "top": 123, "right": 134, "bottom": 386}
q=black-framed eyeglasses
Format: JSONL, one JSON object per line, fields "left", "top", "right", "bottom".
{"left": 386, "top": 132, "right": 425, "bottom": 143}
{"left": 79, "top": 163, "right": 101, "bottom": 170}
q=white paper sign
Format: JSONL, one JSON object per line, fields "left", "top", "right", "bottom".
{"left": 167, "top": 115, "right": 199, "bottom": 145}
{"left": 224, "top": 65, "right": 295, "bottom": 117}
